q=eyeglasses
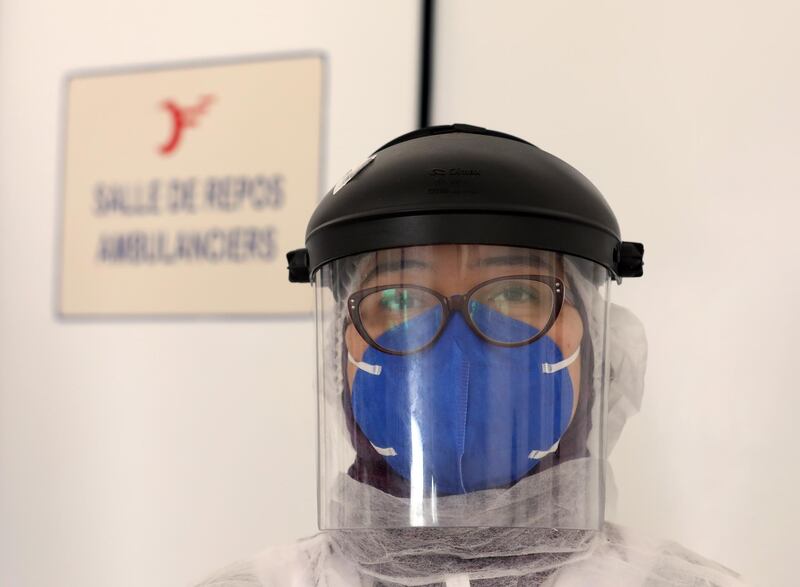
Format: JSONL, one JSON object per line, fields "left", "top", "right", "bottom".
{"left": 347, "top": 275, "right": 565, "bottom": 355}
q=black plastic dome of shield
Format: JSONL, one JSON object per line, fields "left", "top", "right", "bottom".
{"left": 287, "top": 124, "right": 643, "bottom": 284}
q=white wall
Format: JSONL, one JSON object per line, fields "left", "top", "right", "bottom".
{"left": 434, "top": 2, "right": 798, "bottom": 585}
{"left": 1, "top": 1, "right": 797, "bottom": 586}
{"left": 0, "top": 2, "right": 419, "bottom": 586}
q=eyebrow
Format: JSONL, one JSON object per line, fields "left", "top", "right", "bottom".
{"left": 359, "top": 258, "right": 431, "bottom": 285}
{"left": 469, "top": 254, "right": 555, "bottom": 271}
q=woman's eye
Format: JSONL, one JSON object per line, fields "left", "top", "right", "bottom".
{"left": 379, "top": 289, "right": 421, "bottom": 312}
{"left": 491, "top": 285, "right": 539, "bottom": 304}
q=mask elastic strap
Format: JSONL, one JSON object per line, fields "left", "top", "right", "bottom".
{"left": 369, "top": 442, "right": 398, "bottom": 457}
{"left": 348, "top": 352, "right": 383, "bottom": 376}
{"left": 528, "top": 439, "right": 561, "bottom": 460}
{"left": 541, "top": 346, "right": 580, "bottom": 374}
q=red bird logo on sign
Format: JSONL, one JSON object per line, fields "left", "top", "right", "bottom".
{"left": 157, "top": 95, "right": 215, "bottom": 155}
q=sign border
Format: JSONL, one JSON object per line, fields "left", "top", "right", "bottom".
{"left": 54, "top": 50, "right": 328, "bottom": 321}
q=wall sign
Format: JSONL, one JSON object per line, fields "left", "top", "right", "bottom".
{"left": 59, "top": 53, "right": 324, "bottom": 316}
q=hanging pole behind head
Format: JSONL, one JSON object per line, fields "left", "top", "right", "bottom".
{"left": 418, "top": 0, "right": 435, "bottom": 129}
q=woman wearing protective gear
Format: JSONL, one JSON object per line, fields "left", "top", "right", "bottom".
{"left": 196, "top": 125, "right": 746, "bottom": 586}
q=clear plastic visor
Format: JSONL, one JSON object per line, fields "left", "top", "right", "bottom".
{"left": 314, "top": 244, "right": 610, "bottom": 529}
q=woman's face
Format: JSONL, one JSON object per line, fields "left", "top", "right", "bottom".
{"left": 344, "top": 244, "right": 585, "bottom": 417}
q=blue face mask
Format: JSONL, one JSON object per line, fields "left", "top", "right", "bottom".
{"left": 349, "top": 304, "right": 579, "bottom": 495}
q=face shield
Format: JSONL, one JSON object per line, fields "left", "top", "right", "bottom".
{"left": 313, "top": 243, "right": 611, "bottom": 530}
{"left": 287, "top": 124, "right": 644, "bottom": 534}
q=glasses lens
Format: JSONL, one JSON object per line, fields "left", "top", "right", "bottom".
{"left": 358, "top": 287, "right": 444, "bottom": 353}
{"left": 468, "top": 278, "right": 556, "bottom": 344}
